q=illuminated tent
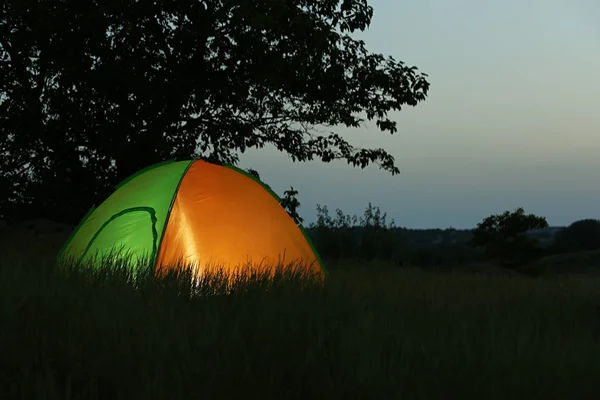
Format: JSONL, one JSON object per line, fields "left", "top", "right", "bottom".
{"left": 58, "top": 159, "right": 325, "bottom": 279}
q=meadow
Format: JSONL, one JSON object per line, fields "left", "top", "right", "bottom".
{"left": 2, "top": 253, "right": 600, "bottom": 400}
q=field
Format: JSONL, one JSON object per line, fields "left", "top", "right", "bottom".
{"left": 2, "top": 251, "right": 600, "bottom": 399}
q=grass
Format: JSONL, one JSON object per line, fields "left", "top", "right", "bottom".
{"left": 526, "top": 249, "right": 600, "bottom": 276}
{"left": 1, "top": 255, "right": 600, "bottom": 399}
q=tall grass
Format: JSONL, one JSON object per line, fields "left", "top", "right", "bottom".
{"left": 1, "top": 256, "right": 600, "bottom": 399}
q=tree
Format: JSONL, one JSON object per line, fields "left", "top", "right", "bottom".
{"left": 470, "top": 208, "right": 549, "bottom": 267}
{"left": 0, "top": 0, "right": 430, "bottom": 224}
{"left": 551, "top": 219, "right": 600, "bottom": 254}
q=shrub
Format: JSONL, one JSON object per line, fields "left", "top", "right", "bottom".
{"left": 308, "top": 203, "right": 399, "bottom": 262}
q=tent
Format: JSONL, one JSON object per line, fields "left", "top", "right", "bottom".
{"left": 58, "top": 159, "right": 325, "bottom": 279}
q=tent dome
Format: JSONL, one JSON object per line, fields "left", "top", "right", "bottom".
{"left": 59, "top": 159, "right": 324, "bottom": 279}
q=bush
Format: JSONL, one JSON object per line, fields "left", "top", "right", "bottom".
{"left": 308, "top": 203, "right": 400, "bottom": 262}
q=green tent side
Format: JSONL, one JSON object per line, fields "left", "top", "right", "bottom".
{"left": 59, "top": 160, "right": 193, "bottom": 268}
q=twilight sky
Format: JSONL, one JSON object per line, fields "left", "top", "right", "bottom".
{"left": 238, "top": 0, "right": 600, "bottom": 229}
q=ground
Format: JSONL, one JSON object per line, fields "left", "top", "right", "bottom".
{"left": 1, "top": 219, "right": 600, "bottom": 398}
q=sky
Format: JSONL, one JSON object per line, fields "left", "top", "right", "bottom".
{"left": 238, "top": 0, "right": 600, "bottom": 229}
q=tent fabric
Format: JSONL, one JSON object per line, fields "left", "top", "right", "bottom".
{"left": 59, "top": 160, "right": 324, "bottom": 279}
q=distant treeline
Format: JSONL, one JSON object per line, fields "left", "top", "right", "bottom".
{"left": 302, "top": 203, "right": 599, "bottom": 268}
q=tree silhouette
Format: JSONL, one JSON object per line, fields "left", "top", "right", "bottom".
{"left": 470, "top": 208, "right": 548, "bottom": 267}
{"left": 0, "top": 0, "right": 430, "bottom": 223}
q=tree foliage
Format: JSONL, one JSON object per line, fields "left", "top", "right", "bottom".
{"left": 0, "top": 0, "right": 430, "bottom": 223}
{"left": 551, "top": 219, "right": 600, "bottom": 254}
{"left": 470, "top": 208, "right": 549, "bottom": 267}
